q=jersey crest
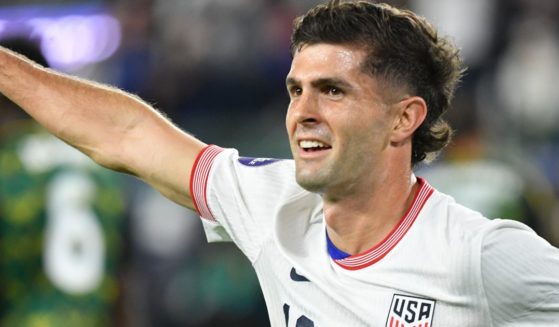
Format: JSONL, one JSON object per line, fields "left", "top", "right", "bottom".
{"left": 238, "top": 157, "right": 281, "bottom": 167}
{"left": 385, "top": 294, "right": 435, "bottom": 327}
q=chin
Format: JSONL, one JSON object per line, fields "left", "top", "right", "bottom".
{"left": 295, "top": 172, "right": 327, "bottom": 194}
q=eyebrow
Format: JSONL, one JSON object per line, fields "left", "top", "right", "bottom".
{"left": 285, "top": 77, "right": 353, "bottom": 90}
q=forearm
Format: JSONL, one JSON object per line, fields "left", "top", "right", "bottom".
{"left": 0, "top": 46, "right": 205, "bottom": 208}
{"left": 1, "top": 47, "right": 156, "bottom": 171}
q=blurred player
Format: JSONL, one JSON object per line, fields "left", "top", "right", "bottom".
{"left": 1, "top": 1, "right": 558, "bottom": 326}
{"left": 0, "top": 37, "right": 126, "bottom": 327}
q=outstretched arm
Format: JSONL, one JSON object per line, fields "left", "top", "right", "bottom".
{"left": 0, "top": 46, "right": 206, "bottom": 209}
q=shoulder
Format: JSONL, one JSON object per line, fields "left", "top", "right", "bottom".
{"left": 479, "top": 217, "right": 557, "bottom": 273}
{"left": 423, "top": 186, "right": 551, "bottom": 258}
{"left": 479, "top": 219, "right": 559, "bottom": 323}
{"left": 205, "top": 146, "right": 304, "bottom": 198}
{"left": 194, "top": 146, "right": 314, "bottom": 252}
{"left": 422, "top": 187, "right": 496, "bottom": 240}
{"left": 207, "top": 146, "right": 296, "bottom": 177}
{"left": 422, "top": 186, "right": 559, "bottom": 322}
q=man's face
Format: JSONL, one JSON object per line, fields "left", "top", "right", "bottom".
{"left": 285, "top": 43, "right": 398, "bottom": 198}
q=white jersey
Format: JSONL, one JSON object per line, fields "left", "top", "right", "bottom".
{"left": 190, "top": 145, "right": 559, "bottom": 327}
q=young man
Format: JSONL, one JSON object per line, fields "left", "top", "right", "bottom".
{"left": 1, "top": 1, "right": 558, "bottom": 326}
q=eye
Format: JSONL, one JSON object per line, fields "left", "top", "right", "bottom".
{"left": 328, "top": 87, "right": 340, "bottom": 95}
{"left": 324, "top": 86, "right": 343, "bottom": 98}
{"left": 288, "top": 86, "right": 302, "bottom": 97}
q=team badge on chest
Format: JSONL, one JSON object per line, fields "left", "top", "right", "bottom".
{"left": 385, "top": 294, "right": 435, "bottom": 327}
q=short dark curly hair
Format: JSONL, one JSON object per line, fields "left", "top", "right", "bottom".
{"left": 291, "top": 0, "right": 465, "bottom": 165}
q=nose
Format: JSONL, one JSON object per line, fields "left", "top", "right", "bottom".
{"left": 288, "top": 92, "right": 320, "bottom": 126}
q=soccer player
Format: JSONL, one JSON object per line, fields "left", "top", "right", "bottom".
{"left": 1, "top": 1, "right": 558, "bottom": 326}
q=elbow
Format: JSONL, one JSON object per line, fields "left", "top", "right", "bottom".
{"left": 87, "top": 143, "right": 134, "bottom": 175}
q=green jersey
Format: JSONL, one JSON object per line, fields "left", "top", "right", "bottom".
{"left": 0, "top": 121, "right": 125, "bottom": 327}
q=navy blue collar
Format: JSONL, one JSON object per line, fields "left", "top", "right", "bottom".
{"left": 326, "top": 230, "right": 351, "bottom": 260}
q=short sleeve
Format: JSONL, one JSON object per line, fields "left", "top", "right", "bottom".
{"left": 190, "top": 145, "right": 308, "bottom": 262}
{"left": 481, "top": 219, "right": 559, "bottom": 325}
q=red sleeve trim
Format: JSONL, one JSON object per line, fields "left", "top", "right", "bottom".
{"left": 189, "top": 145, "right": 224, "bottom": 222}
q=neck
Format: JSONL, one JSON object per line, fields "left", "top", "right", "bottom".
{"left": 323, "top": 171, "right": 418, "bottom": 255}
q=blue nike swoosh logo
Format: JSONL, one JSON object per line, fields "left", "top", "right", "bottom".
{"left": 290, "top": 267, "right": 309, "bottom": 282}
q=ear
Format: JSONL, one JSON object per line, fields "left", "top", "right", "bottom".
{"left": 390, "top": 96, "right": 427, "bottom": 144}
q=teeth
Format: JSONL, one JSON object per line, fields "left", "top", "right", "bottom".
{"left": 299, "top": 140, "right": 328, "bottom": 149}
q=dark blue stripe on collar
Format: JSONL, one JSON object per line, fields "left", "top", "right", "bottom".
{"left": 326, "top": 230, "right": 351, "bottom": 260}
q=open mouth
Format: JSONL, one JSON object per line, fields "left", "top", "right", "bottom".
{"left": 298, "top": 140, "right": 332, "bottom": 152}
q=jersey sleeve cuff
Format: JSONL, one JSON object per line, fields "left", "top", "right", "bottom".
{"left": 189, "top": 144, "right": 224, "bottom": 222}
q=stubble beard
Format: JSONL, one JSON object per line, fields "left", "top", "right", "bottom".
{"left": 294, "top": 147, "right": 371, "bottom": 200}
{"left": 294, "top": 160, "right": 336, "bottom": 194}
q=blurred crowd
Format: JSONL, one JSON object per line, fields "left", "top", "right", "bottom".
{"left": 0, "top": 0, "right": 558, "bottom": 326}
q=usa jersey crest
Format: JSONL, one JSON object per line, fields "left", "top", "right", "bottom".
{"left": 385, "top": 294, "right": 435, "bottom": 327}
